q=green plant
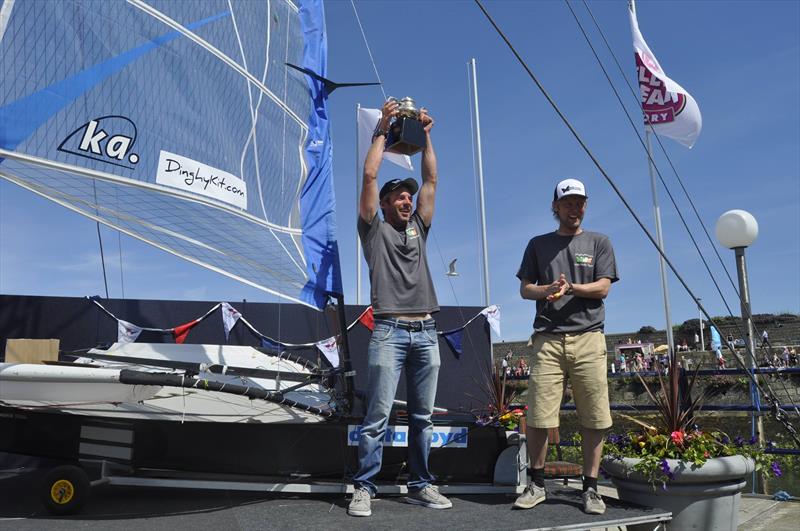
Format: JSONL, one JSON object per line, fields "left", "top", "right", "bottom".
{"left": 473, "top": 369, "right": 526, "bottom": 430}
{"left": 602, "top": 357, "right": 784, "bottom": 488}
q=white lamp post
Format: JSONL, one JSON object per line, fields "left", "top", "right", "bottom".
{"left": 716, "top": 209, "right": 761, "bottom": 452}
{"left": 715, "top": 210, "right": 759, "bottom": 366}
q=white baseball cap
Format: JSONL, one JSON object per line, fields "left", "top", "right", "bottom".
{"left": 553, "top": 178, "right": 587, "bottom": 201}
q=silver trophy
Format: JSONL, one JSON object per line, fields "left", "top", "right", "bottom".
{"left": 386, "top": 96, "right": 427, "bottom": 156}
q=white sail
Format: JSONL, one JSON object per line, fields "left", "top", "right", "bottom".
{"left": 0, "top": 0, "right": 341, "bottom": 309}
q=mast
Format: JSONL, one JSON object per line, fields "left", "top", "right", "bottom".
{"left": 356, "top": 103, "right": 363, "bottom": 304}
{"left": 469, "top": 58, "right": 493, "bottom": 365}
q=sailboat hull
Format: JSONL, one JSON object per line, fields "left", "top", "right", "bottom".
{"left": 0, "top": 405, "right": 508, "bottom": 484}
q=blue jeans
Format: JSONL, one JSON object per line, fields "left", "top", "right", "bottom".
{"left": 353, "top": 318, "right": 441, "bottom": 495}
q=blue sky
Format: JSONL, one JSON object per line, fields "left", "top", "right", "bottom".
{"left": 1, "top": 0, "right": 798, "bottom": 342}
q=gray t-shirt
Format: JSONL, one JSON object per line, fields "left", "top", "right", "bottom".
{"left": 516, "top": 231, "right": 618, "bottom": 333}
{"left": 358, "top": 211, "right": 439, "bottom": 315}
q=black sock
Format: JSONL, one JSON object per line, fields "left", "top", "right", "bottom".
{"left": 582, "top": 476, "right": 597, "bottom": 493}
{"left": 531, "top": 467, "right": 545, "bottom": 488}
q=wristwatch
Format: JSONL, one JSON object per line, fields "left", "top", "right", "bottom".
{"left": 372, "top": 126, "right": 388, "bottom": 140}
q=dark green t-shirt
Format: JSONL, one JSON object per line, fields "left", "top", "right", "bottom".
{"left": 358, "top": 211, "right": 439, "bottom": 315}
{"left": 516, "top": 231, "right": 618, "bottom": 333}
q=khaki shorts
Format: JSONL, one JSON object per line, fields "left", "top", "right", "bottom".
{"left": 526, "top": 331, "right": 612, "bottom": 430}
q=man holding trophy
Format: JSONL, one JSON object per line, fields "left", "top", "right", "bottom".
{"left": 348, "top": 98, "right": 451, "bottom": 517}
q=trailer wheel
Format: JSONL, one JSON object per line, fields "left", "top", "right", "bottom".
{"left": 41, "top": 465, "right": 90, "bottom": 515}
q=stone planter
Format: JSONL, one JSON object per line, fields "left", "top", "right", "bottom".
{"left": 602, "top": 455, "right": 754, "bottom": 531}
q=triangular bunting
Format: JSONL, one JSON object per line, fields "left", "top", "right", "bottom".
{"left": 316, "top": 336, "right": 340, "bottom": 367}
{"left": 172, "top": 320, "right": 199, "bottom": 344}
{"left": 117, "top": 319, "right": 143, "bottom": 344}
{"left": 481, "top": 305, "right": 501, "bottom": 339}
{"left": 442, "top": 329, "right": 463, "bottom": 359}
{"left": 220, "top": 302, "right": 242, "bottom": 340}
{"left": 358, "top": 306, "right": 375, "bottom": 331}
{"left": 260, "top": 337, "right": 283, "bottom": 352}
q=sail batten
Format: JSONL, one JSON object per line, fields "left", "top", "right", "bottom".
{"left": 0, "top": 0, "right": 341, "bottom": 309}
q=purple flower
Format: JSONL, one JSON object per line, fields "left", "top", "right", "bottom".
{"left": 767, "top": 440, "right": 777, "bottom": 449}
{"left": 771, "top": 461, "right": 782, "bottom": 477}
{"left": 720, "top": 435, "right": 730, "bottom": 445}
{"left": 749, "top": 435, "right": 758, "bottom": 445}
{"left": 660, "top": 459, "right": 675, "bottom": 481}
{"left": 734, "top": 436, "right": 745, "bottom": 447}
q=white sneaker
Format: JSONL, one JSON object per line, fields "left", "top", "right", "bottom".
{"left": 513, "top": 483, "right": 546, "bottom": 509}
{"left": 347, "top": 487, "right": 372, "bottom": 517}
{"left": 405, "top": 485, "right": 452, "bottom": 509}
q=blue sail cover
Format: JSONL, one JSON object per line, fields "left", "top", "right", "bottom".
{"left": 0, "top": 0, "right": 342, "bottom": 309}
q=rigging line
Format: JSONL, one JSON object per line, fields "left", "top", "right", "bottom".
{"left": 578, "top": 1, "right": 747, "bottom": 323}
{"left": 229, "top": 0, "right": 270, "bottom": 222}
{"left": 429, "top": 232, "right": 482, "bottom": 363}
{"left": 473, "top": 0, "right": 800, "bottom": 445}
{"left": 575, "top": 0, "right": 783, "bottom": 382}
{"left": 350, "top": 0, "right": 387, "bottom": 100}
{"left": 562, "top": 2, "right": 738, "bottom": 320}
{"left": 91, "top": 180, "right": 110, "bottom": 299}
{"left": 127, "top": 0, "right": 306, "bottom": 129}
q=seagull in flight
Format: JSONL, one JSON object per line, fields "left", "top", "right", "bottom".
{"left": 446, "top": 259, "right": 459, "bottom": 277}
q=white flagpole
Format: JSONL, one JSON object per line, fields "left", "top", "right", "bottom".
{"left": 469, "top": 58, "right": 493, "bottom": 366}
{"left": 645, "top": 128, "right": 675, "bottom": 356}
{"left": 469, "top": 58, "right": 490, "bottom": 308}
{"left": 356, "top": 103, "right": 363, "bottom": 304}
{"left": 631, "top": 0, "right": 675, "bottom": 357}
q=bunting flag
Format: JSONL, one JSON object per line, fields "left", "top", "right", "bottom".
{"left": 357, "top": 107, "right": 413, "bottom": 171}
{"left": 89, "top": 297, "right": 497, "bottom": 357}
{"left": 629, "top": 1, "right": 702, "bottom": 148}
{"left": 117, "top": 319, "right": 143, "bottom": 344}
{"left": 481, "top": 305, "right": 501, "bottom": 339}
{"left": 442, "top": 329, "right": 463, "bottom": 359}
{"left": 260, "top": 336, "right": 283, "bottom": 352}
{"left": 316, "top": 336, "right": 340, "bottom": 367}
{"left": 220, "top": 302, "right": 242, "bottom": 340}
{"left": 172, "top": 320, "right": 199, "bottom": 344}
{"left": 358, "top": 306, "right": 375, "bottom": 331}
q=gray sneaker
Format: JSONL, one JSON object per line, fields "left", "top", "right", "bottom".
{"left": 582, "top": 487, "right": 606, "bottom": 515}
{"left": 513, "top": 483, "right": 546, "bottom": 509}
{"left": 348, "top": 487, "right": 372, "bottom": 517}
{"left": 406, "top": 485, "right": 453, "bottom": 509}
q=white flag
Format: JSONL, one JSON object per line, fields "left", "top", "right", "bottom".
{"left": 117, "top": 319, "right": 143, "bottom": 344}
{"left": 220, "top": 302, "right": 242, "bottom": 340}
{"left": 316, "top": 336, "right": 340, "bottom": 367}
{"left": 629, "top": 1, "right": 702, "bottom": 148}
{"left": 481, "top": 305, "right": 501, "bottom": 339}
{"left": 357, "top": 107, "right": 413, "bottom": 171}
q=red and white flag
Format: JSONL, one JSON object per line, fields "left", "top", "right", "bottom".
{"left": 220, "top": 302, "right": 242, "bottom": 340}
{"left": 629, "top": 1, "right": 702, "bottom": 148}
{"left": 117, "top": 319, "right": 143, "bottom": 344}
{"left": 316, "top": 336, "right": 340, "bottom": 367}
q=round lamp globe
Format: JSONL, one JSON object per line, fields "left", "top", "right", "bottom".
{"left": 716, "top": 210, "right": 758, "bottom": 249}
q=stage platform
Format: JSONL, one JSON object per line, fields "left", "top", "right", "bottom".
{"left": 0, "top": 468, "right": 671, "bottom": 531}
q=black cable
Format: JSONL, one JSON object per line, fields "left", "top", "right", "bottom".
{"left": 570, "top": 0, "right": 798, "bottom": 421}
{"left": 473, "top": 0, "right": 800, "bottom": 447}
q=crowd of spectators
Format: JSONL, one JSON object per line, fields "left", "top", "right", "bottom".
{"left": 501, "top": 351, "right": 530, "bottom": 380}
